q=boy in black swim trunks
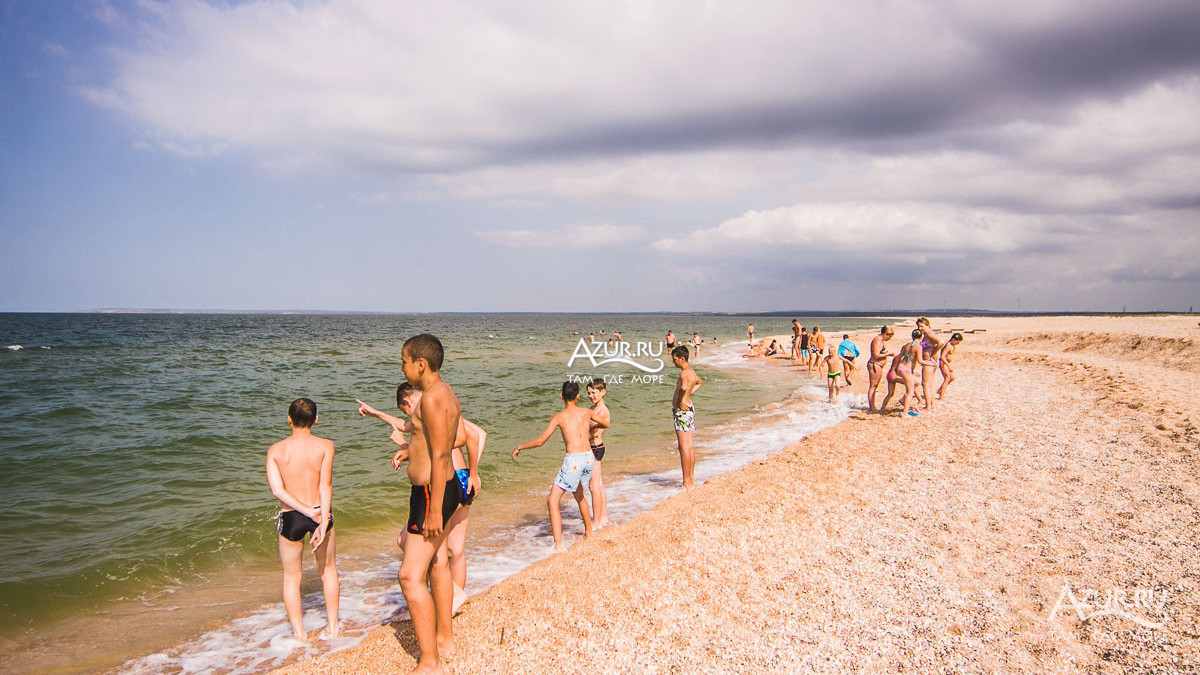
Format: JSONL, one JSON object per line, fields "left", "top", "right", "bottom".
{"left": 586, "top": 378, "right": 612, "bottom": 529}
{"left": 358, "top": 383, "right": 486, "bottom": 613}
{"left": 396, "top": 334, "right": 466, "bottom": 671}
{"left": 265, "top": 398, "right": 340, "bottom": 641}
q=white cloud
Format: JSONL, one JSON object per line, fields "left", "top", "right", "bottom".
{"left": 651, "top": 202, "right": 1044, "bottom": 256}
{"left": 476, "top": 224, "right": 643, "bottom": 249}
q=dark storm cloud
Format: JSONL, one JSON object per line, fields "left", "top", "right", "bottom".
{"left": 492, "top": 2, "right": 1200, "bottom": 165}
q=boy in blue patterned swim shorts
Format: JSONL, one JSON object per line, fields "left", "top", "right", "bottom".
{"left": 512, "top": 381, "right": 609, "bottom": 553}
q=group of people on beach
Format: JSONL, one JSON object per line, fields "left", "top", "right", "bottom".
{"left": 742, "top": 318, "right": 964, "bottom": 414}
{"left": 265, "top": 331, "right": 707, "bottom": 674}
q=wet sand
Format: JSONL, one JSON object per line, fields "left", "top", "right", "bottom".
{"left": 273, "top": 316, "right": 1200, "bottom": 673}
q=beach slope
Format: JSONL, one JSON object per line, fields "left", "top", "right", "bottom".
{"left": 275, "top": 316, "right": 1200, "bottom": 673}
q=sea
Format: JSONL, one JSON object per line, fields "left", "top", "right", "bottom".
{"left": 0, "top": 313, "right": 889, "bottom": 673}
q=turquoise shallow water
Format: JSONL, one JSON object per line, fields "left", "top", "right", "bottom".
{"left": 0, "top": 312, "right": 889, "bottom": 672}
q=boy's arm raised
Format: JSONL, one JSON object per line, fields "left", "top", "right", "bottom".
{"left": 512, "top": 416, "right": 560, "bottom": 459}
{"left": 357, "top": 399, "right": 413, "bottom": 433}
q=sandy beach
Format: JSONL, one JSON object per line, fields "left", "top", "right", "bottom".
{"left": 273, "top": 315, "right": 1199, "bottom": 674}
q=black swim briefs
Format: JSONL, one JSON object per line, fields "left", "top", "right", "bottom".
{"left": 590, "top": 443, "right": 606, "bottom": 461}
{"left": 277, "top": 510, "right": 333, "bottom": 542}
{"left": 406, "top": 478, "right": 464, "bottom": 535}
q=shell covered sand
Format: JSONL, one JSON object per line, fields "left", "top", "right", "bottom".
{"left": 274, "top": 316, "right": 1200, "bottom": 674}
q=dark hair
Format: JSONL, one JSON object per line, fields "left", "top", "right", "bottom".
{"left": 881, "top": 326, "right": 894, "bottom": 335}
{"left": 404, "top": 333, "right": 444, "bottom": 371}
{"left": 288, "top": 398, "right": 317, "bottom": 428}
{"left": 951, "top": 332, "right": 965, "bottom": 342}
{"left": 396, "top": 382, "right": 419, "bottom": 408}
{"left": 671, "top": 345, "right": 690, "bottom": 361}
{"left": 842, "top": 334, "right": 849, "bottom": 340}
{"left": 589, "top": 378, "right": 606, "bottom": 391}
{"left": 912, "top": 329, "right": 924, "bottom": 339}
{"left": 562, "top": 381, "right": 580, "bottom": 402}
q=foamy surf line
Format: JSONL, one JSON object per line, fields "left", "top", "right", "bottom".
{"left": 118, "top": 341, "right": 857, "bottom": 674}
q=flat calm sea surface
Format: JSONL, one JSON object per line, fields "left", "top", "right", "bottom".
{"left": 0, "top": 313, "right": 887, "bottom": 673}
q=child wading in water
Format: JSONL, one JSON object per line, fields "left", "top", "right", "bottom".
{"left": 265, "top": 397, "right": 340, "bottom": 641}
{"left": 586, "top": 378, "right": 612, "bottom": 529}
{"left": 822, "top": 346, "right": 849, "bottom": 403}
{"left": 512, "top": 381, "right": 609, "bottom": 553}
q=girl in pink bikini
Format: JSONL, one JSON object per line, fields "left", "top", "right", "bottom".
{"left": 878, "top": 329, "right": 935, "bottom": 417}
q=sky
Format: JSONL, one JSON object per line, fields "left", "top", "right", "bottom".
{"left": 1, "top": 0, "right": 1198, "bottom": 313}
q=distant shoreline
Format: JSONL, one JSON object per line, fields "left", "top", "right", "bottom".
{"left": 2, "top": 309, "right": 1194, "bottom": 317}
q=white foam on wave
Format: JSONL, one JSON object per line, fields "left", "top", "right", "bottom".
{"left": 119, "top": 560, "right": 385, "bottom": 674}
{"left": 6, "top": 344, "right": 22, "bottom": 351}
{"left": 117, "top": 340, "right": 857, "bottom": 674}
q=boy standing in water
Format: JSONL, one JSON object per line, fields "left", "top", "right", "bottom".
{"left": 357, "top": 383, "right": 485, "bottom": 614}
{"left": 266, "top": 398, "right": 340, "bottom": 641}
{"left": 586, "top": 378, "right": 612, "bottom": 528}
{"left": 822, "top": 347, "right": 849, "bottom": 403}
{"left": 512, "top": 381, "right": 609, "bottom": 553}
{"left": 671, "top": 345, "right": 703, "bottom": 489}
{"left": 396, "top": 334, "right": 465, "bottom": 673}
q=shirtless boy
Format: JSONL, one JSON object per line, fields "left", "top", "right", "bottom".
{"left": 266, "top": 398, "right": 340, "bottom": 641}
{"left": 821, "top": 347, "right": 849, "bottom": 403}
{"left": 671, "top": 345, "right": 703, "bottom": 489}
{"left": 866, "top": 326, "right": 895, "bottom": 412}
{"left": 692, "top": 332, "right": 702, "bottom": 356}
{"left": 811, "top": 327, "right": 826, "bottom": 371}
{"left": 512, "top": 381, "right": 609, "bottom": 553}
{"left": 586, "top": 378, "right": 612, "bottom": 529}
{"left": 790, "top": 319, "right": 802, "bottom": 360}
{"left": 357, "top": 383, "right": 485, "bottom": 612}
{"left": 395, "top": 334, "right": 465, "bottom": 674}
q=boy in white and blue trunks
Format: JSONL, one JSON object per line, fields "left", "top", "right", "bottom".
{"left": 512, "top": 381, "right": 609, "bottom": 553}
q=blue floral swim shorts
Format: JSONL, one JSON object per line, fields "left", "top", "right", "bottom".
{"left": 553, "top": 451, "right": 595, "bottom": 492}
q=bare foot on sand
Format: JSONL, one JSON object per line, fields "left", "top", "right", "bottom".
{"left": 452, "top": 583, "right": 469, "bottom": 616}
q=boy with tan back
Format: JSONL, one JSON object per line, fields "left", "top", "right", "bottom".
{"left": 266, "top": 397, "right": 340, "bottom": 641}
{"left": 396, "top": 334, "right": 466, "bottom": 674}
{"left": 512, "top": 381, "right": 609, "bottom": 553}
{"left": 671, "top": 345, "right": 703, "bottom": 489}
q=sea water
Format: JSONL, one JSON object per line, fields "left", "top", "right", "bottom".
{"left": 0, "top": 313, "right": 886, "bottom": 673}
